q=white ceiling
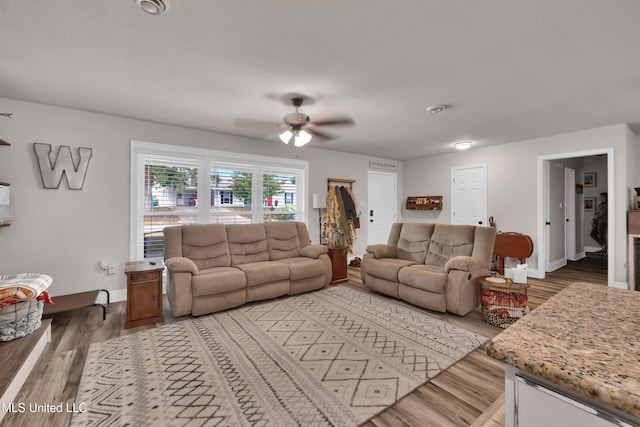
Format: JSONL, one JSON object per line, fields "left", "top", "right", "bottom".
{"left": 1, "top": 1, "right": 640, "bottom": 160}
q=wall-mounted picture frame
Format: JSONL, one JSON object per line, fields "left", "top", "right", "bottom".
{"left": 576, "top": 184, "right": 583, "bottom": 194}
{"left": 584, "top": 172, "right": 596, "bottom": 187}
{"left": 584, "top": 197, "right": 596, "bottom": 211}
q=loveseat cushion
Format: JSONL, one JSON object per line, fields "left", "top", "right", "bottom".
{"left": 226, "top": 224, "right": 270, "bottom": 265}
{"left": 366, "top": 244, "right": 397, "bottom": 259}
{"left": 275, "top": 258, "right": 326, "bottom": 281}
{"left": 396, "top": 223, "right": 435, "bottom": 262}
{"left": 366, "top": 258, "right": 417, "bottom": 282}
{"left": 300, "top": 245, "right": 329, "bottom": 258}
{"left": 235, "top": 261, "right": 289, "bottom": 287}
{"left": 398, "top": 264, "right": 448, "bottom": 294}
{"left": 181, "top": 224, "right": 231, "bottom": 269}
{"left": 165, "top": 257, "right": 198, "bottom": 275}
{"left": 264, "top": 222, "right": 302, "bottom": 260}
{"left": 191, "top": 267, "right": 247, "bottom": 296}
{"left": 425, "top": 224, "right": 475, "bottom": 266}
{"left": 444, "top": 255, "right": 489, "bottom": 277}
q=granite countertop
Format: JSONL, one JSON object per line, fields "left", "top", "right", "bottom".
{"left": 486, "top": 282, "right": 640, "bottom": 419}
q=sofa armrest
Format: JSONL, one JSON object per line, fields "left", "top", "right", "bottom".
{"left": 300, "top": 244, "right": 329, "bottom": 259}
{"left": 444, "top": 256, "right": 489, "bottom": 277}
{"left": 365, "top": 244, "right": 397, "bottom": 259}
{"left": 165, "top": 257, "right": 198, "bottom": 275}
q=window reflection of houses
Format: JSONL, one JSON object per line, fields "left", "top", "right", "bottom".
{"left": 149, "top": 171, "right": 298, "bottom": 209}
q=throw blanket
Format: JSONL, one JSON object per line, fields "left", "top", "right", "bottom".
{"left": 0, "top": 273, "right": 53, "bottom": 309}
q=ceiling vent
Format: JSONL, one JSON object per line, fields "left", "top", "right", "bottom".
{"left": 134, "top": 0, "right": 168, "bottom": 15}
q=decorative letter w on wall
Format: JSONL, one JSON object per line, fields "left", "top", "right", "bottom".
{"left": 34, "top": 143, "right": 93, "bottom": 190}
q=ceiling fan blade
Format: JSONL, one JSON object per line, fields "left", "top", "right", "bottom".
{"left": 306, "top": 128, "right": 335, "bottom": 141}
{"left": 234, "top": 118, "right": 284, "bottom": 129}
{"left": 310, "top": 115, "right": 355, "bottom": 127}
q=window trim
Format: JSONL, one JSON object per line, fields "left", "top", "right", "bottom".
{"left": 129, "top": 140, "right": 309, "bottom": 260}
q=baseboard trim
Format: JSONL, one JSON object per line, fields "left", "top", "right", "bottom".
{"left": 547, "top": 258, "right": 567, "bottom": 272}
{"left": 612, "top": 281, "right": 630, "bottom": 290}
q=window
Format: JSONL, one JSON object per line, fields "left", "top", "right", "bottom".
{"left": 130, "top": 141, "right": 308, "bottom": 259}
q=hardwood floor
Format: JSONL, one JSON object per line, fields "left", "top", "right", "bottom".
{"left": 1, "top": 256, "right": 608, "bottom": 427}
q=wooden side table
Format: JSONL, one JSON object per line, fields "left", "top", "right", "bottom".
{"left": 327, "top": 246, "right": 348, "bottom": 285}
{"left": 124, "top": 260, "right": 164, "bottom": 329}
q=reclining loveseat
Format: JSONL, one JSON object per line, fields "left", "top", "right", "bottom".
{"left": 361, "top": 222, "right": 496, "bottom": 316}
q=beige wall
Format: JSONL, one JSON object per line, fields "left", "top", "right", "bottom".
{"left": 0, "top": 98, "right": 401, "bottom": 296}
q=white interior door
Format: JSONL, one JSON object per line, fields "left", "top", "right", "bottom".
{"left": 368, "top": 171, "right": 397, "bottom": 245}
{"left": 452, "top": 165, "right": 487, "bottom": 226}
{"left": 565, "top": 167, "right": 577, "bottom": 261}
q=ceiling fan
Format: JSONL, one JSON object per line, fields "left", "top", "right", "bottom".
{"left": 236, "top": 96, "right": 355, "bottom": 147}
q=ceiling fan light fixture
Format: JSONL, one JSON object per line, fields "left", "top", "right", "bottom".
{"left": 453, "top": 141, "right": 473, "bottom": 150}
{"left": 279, "top": 130, "right": 293, "bottom": 144}
{"left": 294, "top": 130, "right": 312, "bottom": 147}
{"left": 135, "top": 0, "right": 168, "bottom": 15}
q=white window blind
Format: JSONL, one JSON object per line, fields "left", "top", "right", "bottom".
{"left": 139, "top": 154, "right": 199, "bottom": 259}
{"left": 130, "top": 142, "right": 308, "bottom": 260}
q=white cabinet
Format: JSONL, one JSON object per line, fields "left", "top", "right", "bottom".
{"left": 505, "top": 366, "right": 637, "bottom": 427}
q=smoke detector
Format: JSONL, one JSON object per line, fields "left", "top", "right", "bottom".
{"left": 134, "top": 0, "right": 168, "bottom": 15}
{"left": 426, "top": 104, "right": 446, "bottom": 115}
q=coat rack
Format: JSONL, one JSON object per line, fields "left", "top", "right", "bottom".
{"left": 327, "top": 177, "right": 355, "bottom": 190}
{"left": 324, "top": 178, "right": 356, "bottom": 285}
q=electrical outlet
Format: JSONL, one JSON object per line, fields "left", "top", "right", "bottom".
{"left": 107, "top": 265, "right": 115, "bottom": 275}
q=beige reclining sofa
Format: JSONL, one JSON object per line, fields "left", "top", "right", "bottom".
{"left": 163, "top": 221, "right": 331, "bottom": 316}
{"left": 361, "top": 222, "right": 496, "bottom": 316}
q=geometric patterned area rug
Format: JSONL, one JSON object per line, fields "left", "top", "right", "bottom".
{"left": 72, "top": 286, "right": 488, "bottom": 426}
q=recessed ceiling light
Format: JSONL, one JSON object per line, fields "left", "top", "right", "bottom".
{"left": 453, "top": 141, "right": 473, "bottom": 150}
{"left": 134, "top": 0, "right": 168, "bottom": 15}
{"left": 426, "top": 105, "right": 446, "bottom": 115}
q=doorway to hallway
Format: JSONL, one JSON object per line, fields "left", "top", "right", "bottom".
{"left": 537, "top": 149, "right": 613, "bottom": 286}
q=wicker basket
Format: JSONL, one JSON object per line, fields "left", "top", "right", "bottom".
{"left": 0, "top": 299, "right": 44, "bottom": 341}
{"left": 481, "top": 303, "right": 523, "bottom": 328}
{"left": 480, "top": 278, "right": 529, "bottom": 329}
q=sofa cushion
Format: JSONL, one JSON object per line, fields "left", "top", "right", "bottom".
{"left": 398, "top": 264, "right": 448, "bottom": 294}
{"left": 366, "top": 244, "right": 397, "bottom": 259}
{"left": 397, "top": 223, "right": 435, "bottom": 263}
{"left": 226, "top": 224, "right": 270, "bottom": 265}
{"left": 235, "top": 261, "right": 290, "bottom": 287}
{"left": 191, "top": 267, "right": 246, "bottom": 296}
{"left": 264, "top": 222, "right": 302, "bottom": 260}
{"left": 425, "top": 224, "right": 475, "bottom": 267}
{"left": 275, "top": 257, "right": 326, "bottom": 281}
{"left": 366, "top": 258, "right": 417, "bottom": 282}
{"left": 300, "top": 245, "right": 329, "bottom": 258}
{"left": 181, "top": 224, "right": 231, "bottom": 269}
